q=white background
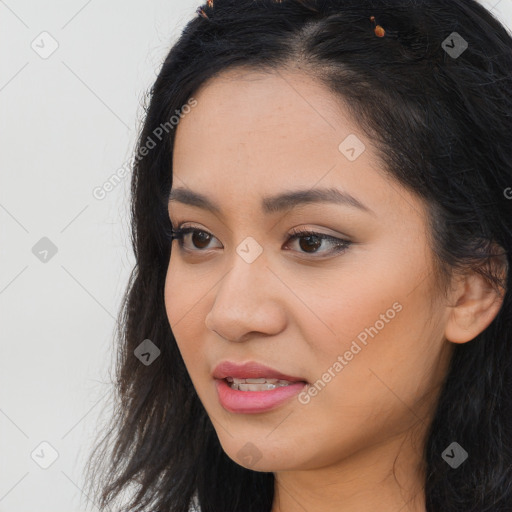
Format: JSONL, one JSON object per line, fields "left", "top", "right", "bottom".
{"left": 1, "top": 1, "right": 511, "bottom": 511}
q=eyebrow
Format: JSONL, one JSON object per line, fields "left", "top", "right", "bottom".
{"left": 168, "top": 186, "right": 375, "bottom": 216}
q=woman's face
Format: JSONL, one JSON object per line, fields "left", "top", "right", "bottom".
{"left": 164, "top": 68, "right": 454, "bottom": 473}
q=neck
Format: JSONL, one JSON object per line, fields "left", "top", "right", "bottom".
{"left": 270, "top": 423, "right": 428, "bottom": 512}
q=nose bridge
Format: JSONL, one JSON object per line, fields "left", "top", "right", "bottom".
{"left": 205, "top": 245, "right": 286, "bottom": 341}
{"left": 216, "top": 245, "right": 269, "bottom": 309}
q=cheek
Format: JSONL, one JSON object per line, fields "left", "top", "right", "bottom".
{"left": 288, "top": 265, "right": 405, "bottom": 361}
{"left": 289, "top": 287, "right": 440, "bottom": 464}
{"left": 164, "top": 259, "right": 200, "bottom": 355}
{"left": 164, "top": 257, "right": 214, "bottom": 382}
{"left": 163, "top": 259, "right": 181, "bottom": 329}
{"left": 293, "top": 255, "right": 441, "bottom": 401}
{"left": 164, "top": 253, "right": 207, "bottom": 329}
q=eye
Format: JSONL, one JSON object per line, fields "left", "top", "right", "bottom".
{"left": 169, "top": 225, "right": 352, "bottom": 258}
{"left": 285, "top": 227, "right": 351, "bottom": 257}
{"left": 169, "top": 226, "right": 221, "bottom": 251}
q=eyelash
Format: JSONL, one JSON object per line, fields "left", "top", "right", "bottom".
{"left": 167, "top": 225, "right": 352, "bottom": 258}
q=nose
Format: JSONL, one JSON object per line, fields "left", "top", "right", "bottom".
{"left": 204, "top": 254, "right": 287, "bottom": 343}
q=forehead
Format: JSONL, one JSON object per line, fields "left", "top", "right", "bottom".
{"left": 174, "top": 69, "right": 362, "bottom": 178}
{"left": 170, "top": 68, "right": 423, "bottom": 226}
{"left": 174, "top": 67, "right": 351, "bottom": 154}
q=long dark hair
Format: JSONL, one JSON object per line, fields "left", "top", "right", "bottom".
{"left": 84, "top": 1, "right": 512, "bottom": 510}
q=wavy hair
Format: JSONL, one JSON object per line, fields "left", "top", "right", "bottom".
{"left": 84, "top": 1, "right": 512, "bottom": 510}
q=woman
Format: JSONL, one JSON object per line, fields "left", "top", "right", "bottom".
{"left": 85, "top": 1, "right": 512, "bottom": 510}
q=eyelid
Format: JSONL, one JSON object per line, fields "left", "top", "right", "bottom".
{"left": 170, "top": 222, "right": 352, "bottom": 258}
{"left": 172, "top": 222, "right": 349, "bottom": 241}
{"left": 288, "top": 225, "right": 351, "bottom": 241}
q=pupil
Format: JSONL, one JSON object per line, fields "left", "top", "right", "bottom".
{"left": 299, "top": 235, "right": 321, "bottom": 253}
{"left": 193, "top": 231, "right": 210, "bottom": 249}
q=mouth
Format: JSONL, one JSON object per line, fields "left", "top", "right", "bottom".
{"left": 212, "top": 360, "right": 308, "bottom": 385}
{"left": 212, "top": 361, "right": 308, "bottom": 413}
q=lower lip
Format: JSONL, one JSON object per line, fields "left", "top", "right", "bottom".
{"left": 215, "top": 378, "right": 308, "bottom": 414}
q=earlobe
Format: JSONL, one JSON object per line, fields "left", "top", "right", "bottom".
{"left": 444, "top": 267, "right": 507, "bottom": 344}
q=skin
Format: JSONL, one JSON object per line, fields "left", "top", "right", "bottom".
{"left": 164, "top": 68, "right": 505, "bottom": 512}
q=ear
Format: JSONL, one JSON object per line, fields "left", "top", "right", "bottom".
{"left": 444, "top": 251, "right": 508, "bottom": 344}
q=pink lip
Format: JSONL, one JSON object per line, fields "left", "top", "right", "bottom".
{"left": 212, "top": 360, "right": 306, "bottom": 382}
{"left": 212, "top": 360, "right": 308, "bottom": 414}
{"left": 214, "top": 378, "right": 308, "bottom": 414}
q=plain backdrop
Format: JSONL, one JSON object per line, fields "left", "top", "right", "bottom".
{"left": 1, "top": 1, "right": 511, "bottom": 511}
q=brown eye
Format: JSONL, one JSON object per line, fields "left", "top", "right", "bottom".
{"left": 191, "top": 230, "right": 211, "bottom": 249}
{"left": 298, "top": 234, "right": 322, "bottom": 253}
{"left": 170, "top": 226, "right": 351, "bottom": 259}
{"left": 286, "top": 228, "right": 352, "bottom": 257}
{"left": 170, "top": 227, "right": 221, "bottom": 251}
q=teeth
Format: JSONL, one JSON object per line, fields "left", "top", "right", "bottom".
{"left": 225, "top": 377, "right": 298, "bottom": 391}
{"left": 237, "top": 383, "right": 278, "bottom": 391}
{"left": 226, "top": 377, "right": 283, "bottom": 384}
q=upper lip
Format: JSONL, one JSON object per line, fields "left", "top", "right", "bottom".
{"left": 213, "top": 360, "right": 307, "bottom": 382}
